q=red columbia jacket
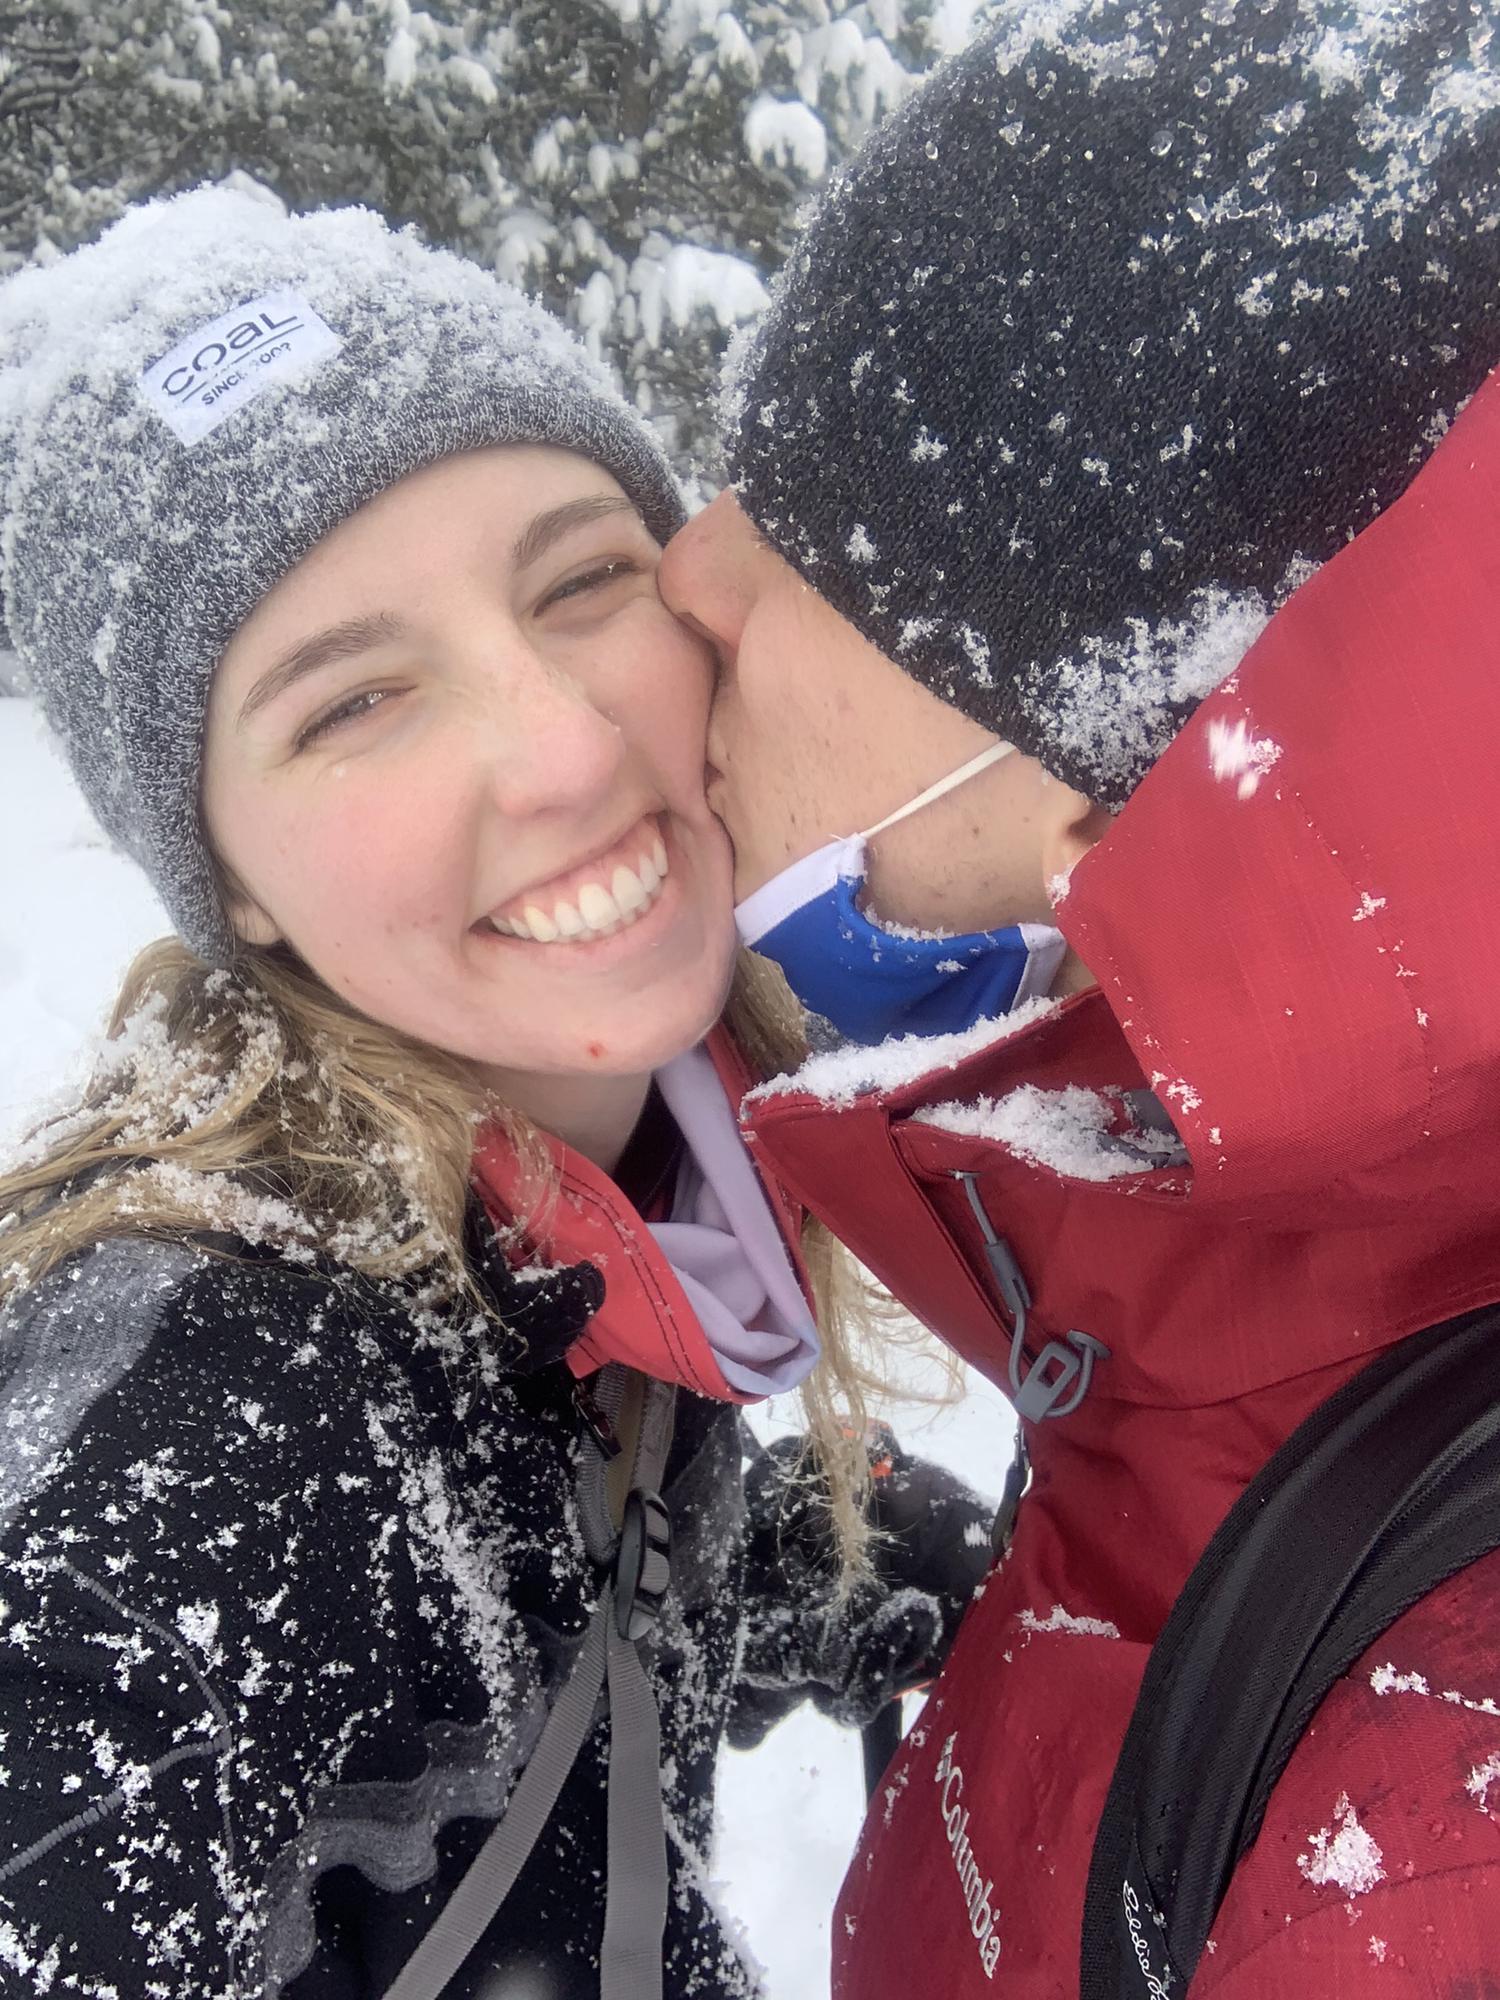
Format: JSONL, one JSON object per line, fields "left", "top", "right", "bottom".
{"left": 741, "top": 369, "right": 1500, "bottom": 1994}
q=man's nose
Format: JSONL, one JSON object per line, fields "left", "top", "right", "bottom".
{"left": 658, "top": 491, "right": 750, "bottom": 655}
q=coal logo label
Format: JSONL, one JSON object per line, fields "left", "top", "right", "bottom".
{"left": 140, "top": 290, "right": 341, "bottom": 446}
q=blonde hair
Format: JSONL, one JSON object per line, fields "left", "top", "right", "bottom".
{"left": 0, "top": 933, "right": 918, "bottom": 1571}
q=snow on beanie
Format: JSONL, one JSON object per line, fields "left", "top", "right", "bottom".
{"left": 723, "top": 0, "right": 1500, "bottom": 807}
{"left": 0, "top": 185, "right": 683, "bottom": 964}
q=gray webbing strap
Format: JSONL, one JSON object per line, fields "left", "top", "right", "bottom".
{"left": 381, "top": 1597, "right": 611, "bottom": 2000}
{"left": 381, "top": 1373, "right": 677, "bottom": 2000}
{"left": 602, "top": 1622, "right": 670, "bottom": 1996}
{"left": 599, "top": 1375, "right": 675, "bottom": 2000}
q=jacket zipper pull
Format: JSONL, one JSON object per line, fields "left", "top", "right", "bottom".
{"left": 953, "top": 1171, "right": 1110, "bottom": 1422}
{"left": 574, "top": 1377, "right": 623, "bottom": 1461}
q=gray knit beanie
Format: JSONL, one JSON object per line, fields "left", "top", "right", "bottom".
{"left": 0, "top": 185, "right": 684, "bottom": 963}
{"left": 723, "top": 0, "right": 1500, "bottom": 807}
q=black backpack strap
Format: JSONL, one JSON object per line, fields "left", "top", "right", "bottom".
{"left": 1080, "top": 1301, "right": 1500, "bottom": 1999}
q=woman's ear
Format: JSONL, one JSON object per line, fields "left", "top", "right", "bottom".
{"left": 1036, "top": 772, "right": 1113, "bottom": 900}
{"left": 214, "top": 855, "right": 283, "bottom": 949}
{"left": 225, "top": 894, "right": 283, "bottom": 949}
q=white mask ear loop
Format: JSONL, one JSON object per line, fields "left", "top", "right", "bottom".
{"left": 858, "top": 742, "right": 1017, "bottom": 842}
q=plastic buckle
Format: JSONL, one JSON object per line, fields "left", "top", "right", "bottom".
{"left": 1013, "top": 1331, "right": 1111, "bottom": 1424}
{"left": 614, "top": 1489, "right": 672, "bottom": 1642}
{"left": 573, "top": 1378, "right": 622, "bottom": 1461}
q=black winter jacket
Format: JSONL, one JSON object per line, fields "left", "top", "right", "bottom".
{"left": 0, "top": 1229, "right": 757, "bottom": 1999}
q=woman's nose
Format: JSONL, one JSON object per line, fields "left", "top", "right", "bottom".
{"left": 475, "top": 657, "right": 627, "bottom": 819}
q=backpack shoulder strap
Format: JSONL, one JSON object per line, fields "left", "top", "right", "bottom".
{"left": 1080, "top": 1301, "right": 1500, "bottom": 1999}
{"left": 384, "top": 1367, "right": 677, "bottom": 2000}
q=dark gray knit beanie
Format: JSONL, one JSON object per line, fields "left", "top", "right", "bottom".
{"left": 0, "top": 186, "right": 683, "bottom": 963}
{"left": 724, "top": 0, "right": 1500, "bottom": 806}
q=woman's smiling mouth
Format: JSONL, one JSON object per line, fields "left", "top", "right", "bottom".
{"left": 480, "top": 813, "right": 671, "bottom": 944}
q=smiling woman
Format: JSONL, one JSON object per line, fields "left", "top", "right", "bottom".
{"left": 0, "top": 188, "right": 912, "bottom": 2000}
{"left": 203, "top": 445, "right": 739, "bottom": 1170}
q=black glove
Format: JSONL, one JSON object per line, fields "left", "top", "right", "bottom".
{"left": 729, "top": 1421, "right": 994, "bottom": 1748}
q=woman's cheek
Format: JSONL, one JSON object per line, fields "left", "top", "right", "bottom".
{"left": 284, "top": 786, "right": 438, "bottom": 934}
{"left": 647, "top": 646, "right": 717, "bottom": 786}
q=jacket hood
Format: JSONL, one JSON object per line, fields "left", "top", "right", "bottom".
{"left": 1053, "top": 359, "right": 1500, "bottom": 1229}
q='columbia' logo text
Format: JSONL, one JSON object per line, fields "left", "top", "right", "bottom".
{"left": 934, "top": 1733, "right": 1001, "bottom": 1979}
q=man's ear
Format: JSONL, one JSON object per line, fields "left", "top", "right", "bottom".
{"left": 1036, "top": 773, "right": 1113, "bottom": 901}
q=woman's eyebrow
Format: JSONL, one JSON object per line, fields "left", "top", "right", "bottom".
{"left": 234, "top": 498, "right": 640, "bottom": 725}
{"left": 237, "top": 611, "right": 405, "bottom": 726}
{"left": 511, "top": 495, "right": 639, "bottom": 571}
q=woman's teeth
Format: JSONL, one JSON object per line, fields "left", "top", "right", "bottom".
{"left": 488, "top": 834, "right": 670, "bottom": 943}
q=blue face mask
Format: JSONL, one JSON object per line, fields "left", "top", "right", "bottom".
{"left": 734, "top": 745, "right": 1067, "bottom": 1045}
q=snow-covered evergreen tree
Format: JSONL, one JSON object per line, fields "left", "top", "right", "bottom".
{"left": 1, "top": 0, "right": 985, "bottom": 470}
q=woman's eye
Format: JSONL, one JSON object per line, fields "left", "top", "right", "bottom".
{"left": 295, "top": 687, "right": 398, "bottom": 751}
{"left": 537, "top": 557, "right": 643, "bottom": 612}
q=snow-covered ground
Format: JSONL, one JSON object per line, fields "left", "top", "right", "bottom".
{"left": 0, "top": 694, "right": 1014, "bottom": 2000}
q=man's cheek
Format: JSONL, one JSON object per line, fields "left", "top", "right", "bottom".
{"left": 707, "top": 684, "right": 744, "bottom": 772}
